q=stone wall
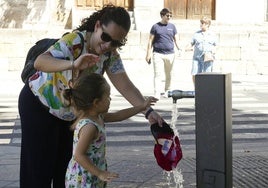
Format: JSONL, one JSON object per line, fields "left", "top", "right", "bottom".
{"left": 1, "top": 0, "right": 268, "bottom": 75}
{"left": 0, "top": 0, "right": 29, "bottom": 28}
{"left": 0, "top": 0, "right": 71, "bottom": 29}
{"left": 1, "top": 23, "right": 268, "bottom": 75}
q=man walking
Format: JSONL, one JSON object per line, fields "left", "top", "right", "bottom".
{"left": 146, "top": 8, "right": 180, "bottom": 99}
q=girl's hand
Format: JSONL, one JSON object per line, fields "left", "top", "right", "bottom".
{"left": 98, "top": 170, "right": 119, "bottom": 182}
{"left": 143, "top": 96, "right": 158, "bottom": 110}
{"left": 74, "top": 53, "right": 100, "bottom": 70}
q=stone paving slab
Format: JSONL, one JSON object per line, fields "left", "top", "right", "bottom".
{"left": 106, "top": 153, "right": 268, "bottom": 188}
{"left": 1, "top": 68, "right": 268, "bottom": 187}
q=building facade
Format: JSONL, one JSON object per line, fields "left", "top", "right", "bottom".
{"left": 0, "top": 0, "right": 268, "bottom": 74}
{"left": 1, "top": 0, "right": 267, "bottom": 29}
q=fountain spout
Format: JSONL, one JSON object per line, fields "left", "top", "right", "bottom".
{"left": 168, "top": 90, "right": 195, "bottom": 103}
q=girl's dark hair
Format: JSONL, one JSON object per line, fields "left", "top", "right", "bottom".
{"left": 76, "top": 4, "right": 131, "bottom": 33}
{"left": 63, "top": 73, "right": 108, "bottom": 112}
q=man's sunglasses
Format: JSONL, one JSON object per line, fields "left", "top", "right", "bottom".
{"left": 165, "top": 14, "right": 172, "bottom": 18}
{"left": 101, "top": 26, "right": 125, "bottom": 47}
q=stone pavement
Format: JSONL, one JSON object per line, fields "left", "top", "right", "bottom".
{"left": 0, "top": 61, "right": 268, "bottom": 187}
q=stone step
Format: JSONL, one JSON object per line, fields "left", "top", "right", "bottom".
{"left": 259, "top": 33, "right": 268, "bottom": 51}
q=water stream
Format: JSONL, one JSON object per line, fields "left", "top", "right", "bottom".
{"left": 163, "top": 102, "right": 184, "bottom": 188}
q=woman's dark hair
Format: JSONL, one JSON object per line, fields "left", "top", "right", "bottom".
{"left": 63, "top": 73, "right": 108, "bottom": 112}
{"left": 76, "top": 4, "right": 131, "bottom": 33}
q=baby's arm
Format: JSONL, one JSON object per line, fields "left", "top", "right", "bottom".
{"left": 74, "top": 124, "right": 119, "bottom": 181}
{"left": 103, "top": 96, "right": 157, "bottom": 122}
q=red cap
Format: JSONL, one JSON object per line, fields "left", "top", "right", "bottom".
{"left": 151, "top": 122, "right": 183, "bottom": 171}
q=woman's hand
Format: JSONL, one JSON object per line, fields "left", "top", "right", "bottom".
{"left": 147, "top": 109, "right": 163, "bottom": 126}
{"left": 98, "top": 170, "right": 119, "bottom": 182}
{"left": 74, "top": 53, "right": 100, "bottom": 70}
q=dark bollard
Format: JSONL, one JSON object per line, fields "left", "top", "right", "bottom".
{"left": 195, "top": 73, "right": 232, "bottom": 188}
{"left": 168, "top": 90, "right": 195, "bottom": 103}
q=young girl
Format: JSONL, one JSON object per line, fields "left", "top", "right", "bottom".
{"left": 64, "top": 73, "right": 157, "bottom": 187}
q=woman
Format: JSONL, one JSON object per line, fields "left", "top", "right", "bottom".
{"left": 18, "top": 4, "right": 163, "bottom": 188}
{"left": 189, "top": 16, "right": 217, "bottom": 85}
{"left": 145, "top": 8, "right": 180, "bottom": 99}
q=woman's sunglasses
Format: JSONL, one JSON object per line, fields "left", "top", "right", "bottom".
{"left": 101, "top": 26, "right": 125, "bottom": 47}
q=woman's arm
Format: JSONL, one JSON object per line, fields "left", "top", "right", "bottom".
{"left": 107, "top": 71, "right": 163, "bottom": 125}
{"left": 35, "top": 53, "right": 99, "bottom": 73}
{"left": 34, "top": 33, "right": 99, "bottom": 73}
{"left": 34, "top": 53, "right": 72, "bottom": 72}
{"left": 107, "top": 71, "right": 145, "bottom": 107}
